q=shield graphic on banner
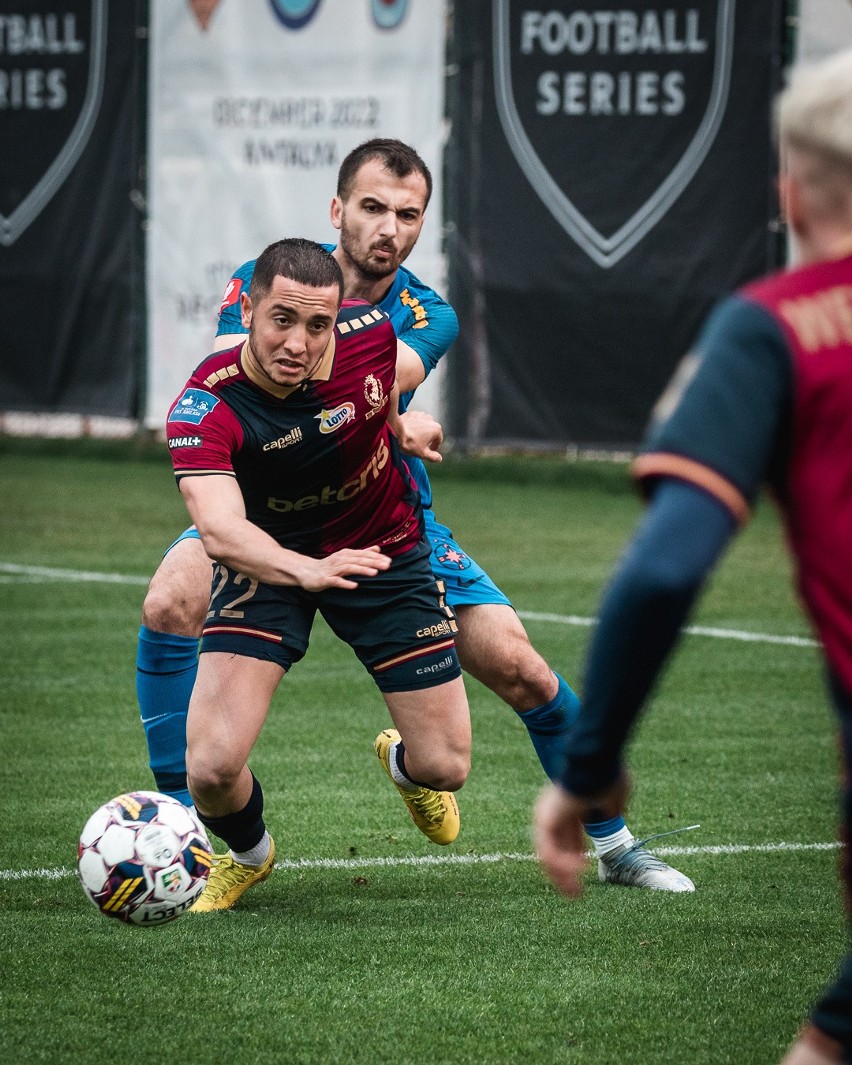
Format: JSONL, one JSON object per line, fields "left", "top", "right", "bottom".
{"left": 0, "top": 1, "right": 108, "bottom": 247}
{"left": 493, "top": 0, "right": 736, "bottom": 268}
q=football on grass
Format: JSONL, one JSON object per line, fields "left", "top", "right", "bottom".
{"left": 77, "top": 791, "right": 212, "bottom": 925}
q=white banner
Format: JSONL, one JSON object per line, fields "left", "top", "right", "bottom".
{"left": 146, "top": 0, "right": 447, "bottom": 428}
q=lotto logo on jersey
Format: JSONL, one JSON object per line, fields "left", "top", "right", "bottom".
{"left": 169, "top": 389, "right": 219, "bottom": 425}
{"left": 316, "top": 403, "right": 355, "bottom": 434}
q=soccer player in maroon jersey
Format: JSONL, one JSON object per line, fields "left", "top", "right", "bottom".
{"left": 166, "top": 238, "right": 470, "bottom": 911}
{"left": 139, "top": 138, "right": 693, "bottom": 891}
{"left": 535, "top": 49, "right": 852, "bottom": 1064}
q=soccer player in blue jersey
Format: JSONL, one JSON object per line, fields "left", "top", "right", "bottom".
{"left": 535, "top": 50, "right": 852, "bottom": 1064}
{"left": 138, "top": 138, "right": 691, "bottom": 890}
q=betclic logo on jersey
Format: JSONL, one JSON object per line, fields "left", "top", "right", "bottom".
{"left": 492, "top": 1, "right": 735, "bottom": 268}
{"left": 0, "top": 3, "right": 108, "bottom": 247}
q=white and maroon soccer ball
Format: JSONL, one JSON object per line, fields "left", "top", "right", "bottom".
{"left": 77, "top": 791, "right": 212, "bottom": 926}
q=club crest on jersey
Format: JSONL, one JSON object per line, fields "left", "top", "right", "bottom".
{"left": 433, "top": 541, "right": 473, "bottom": 571}
{"left": 363, "top": 374, "right": 389, "bottom": 419}
{"left": 316, "top": 403, "right": 355, "bottom": 434}
{"left": 218, "top": 277, "right": 242, "bottom": 312}
{"left": 493, "top": 0, "right": 735, "bottom": 268}
{"left": 169, "top": 388, "right": 219, "bottom": 425}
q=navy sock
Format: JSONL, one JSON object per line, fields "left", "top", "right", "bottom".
{"left": 196, "top": 773, "right": 266, "bottom": 853}
{"left": 136, "top": 625, "right": 198, "bottom": 806}
{"left": 517, "top": 673, "right": 581, "bottom": 780}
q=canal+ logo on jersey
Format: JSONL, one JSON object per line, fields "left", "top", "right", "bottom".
{"left": 169, "top": 388, "right": 220, "bottom": 425}
{"left": 315, "top": 402, "right": 355, "bottom": 434}
{"left": 267, "top": 0, "right": 408, "bottom": 30}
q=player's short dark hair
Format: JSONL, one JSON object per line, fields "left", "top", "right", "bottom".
{"left": 337, "top": 138, "right": 432, "bottom": 206}
{"left": 250, "top": 238, "right": 344, "bottom": 305}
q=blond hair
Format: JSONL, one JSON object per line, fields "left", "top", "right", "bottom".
{"left": 777, "top": 48, "right": 852, "bottom": 221}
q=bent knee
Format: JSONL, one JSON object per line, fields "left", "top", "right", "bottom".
{"left": 186, "top": 751, "right": 242, "bottom": 797}
{"left": 141, "top": 575, "right": 208, "bottom": 635}
{"left": 186, "top": 758, "right": 239, "bottom": 800}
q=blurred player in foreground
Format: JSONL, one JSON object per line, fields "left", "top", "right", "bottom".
{"left": 166, "top": 238, "right": 470, "bottom": 911}
{"left": 535, "top": 49, "right": 852, "bottom": 1064}
{"left": 140, "top": 138, "right": 691, "bottom": 889}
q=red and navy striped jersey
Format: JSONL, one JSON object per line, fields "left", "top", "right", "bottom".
{"left": 166, "top": 299, "right": 422, "bottom": 558}
{"left": 636, "top": 252, "right": 852, "bottom": 689}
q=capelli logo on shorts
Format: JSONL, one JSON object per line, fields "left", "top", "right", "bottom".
{"left": 415, "top": 655, "right": 455, "bottom": 676}
{"left": 416, "top": 620, "right": 455, "bottom": 639}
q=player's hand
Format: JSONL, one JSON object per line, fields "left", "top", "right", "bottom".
{"left": 534, "top": 776, "right": 629, "bottom": 898}
{"left": 297, "top": 545, "right": 390, "bottom": 592}
{"left": 395, "top": 410, "right": 443, "bottom": 463}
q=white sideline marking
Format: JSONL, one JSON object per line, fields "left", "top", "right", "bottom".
{"left": 2, "top": 840, "right": 840, "bottom": 882}
{"left": 0, "top": 564, "right": 819, "bottom": 648}
{"left": 0, "top": 563, "right": 148, "bottom": 586}
{"left": 518, "top": 610, "right": 819, "bottom": 648}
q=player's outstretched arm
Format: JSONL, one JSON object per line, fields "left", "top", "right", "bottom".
{"left": 178, "top": 474, "right": 390, "bottom": 591}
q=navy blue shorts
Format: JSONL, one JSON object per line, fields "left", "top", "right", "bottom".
{"left": 200, "top": 538, "right": 461, "bottom": 693}
{"left": 169, "top": 514, "right": 514, "bottom": 610}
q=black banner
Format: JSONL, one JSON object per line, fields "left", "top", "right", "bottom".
{"left": 0, "top": 1, "right": 145, "bottom": 417}
{"left": 446, "top": 0, "right": 786, "bottom": 448}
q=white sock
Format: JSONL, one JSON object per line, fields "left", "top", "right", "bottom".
{"left": 231, "top": 830, "right": 271, "bottom": 867}
{"left": 388, "top": 742, "right": 417, "bottom": 791}
{"left": 591, "top": 827, "right": 634, "bottom": 858}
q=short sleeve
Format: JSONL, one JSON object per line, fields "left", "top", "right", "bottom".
{"left": 635, "top": 295, "right": 793, "bottom": 523}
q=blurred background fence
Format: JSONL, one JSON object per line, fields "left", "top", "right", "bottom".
{"left": 1, "top": 0, "right": 850, "bottom": 449}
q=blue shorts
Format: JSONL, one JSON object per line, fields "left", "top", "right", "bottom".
{"left": 166, "top": 526, "right": 201, "bottom": 553}
{"left": 169, "top": 516, "right": 512, "bottom": 610}
{"left": 423, "top": 510, "right": 512, "bottom": 609}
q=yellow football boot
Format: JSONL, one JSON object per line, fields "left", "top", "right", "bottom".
{"left": 190, "top": 837, "right": 276, "bottom": 912}
{"left": 374, "top": 729, "right": 460, "bottom": 845}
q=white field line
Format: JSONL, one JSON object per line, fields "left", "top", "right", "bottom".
{"left": 0, "top": 564, "right": 819, "bottom": 648}
{"left": 1, "top": 840, "right": 841, "bottom": 882}
{"left": 518, "top": 610, "right": 819, "bottom": 648}
{"left": 0, "top": 562, "right": 148, "bottom": 586}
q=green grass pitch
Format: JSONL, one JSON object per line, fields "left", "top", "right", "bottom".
{"left": 0, "top": 440, "right": 844, "bottom": 1064}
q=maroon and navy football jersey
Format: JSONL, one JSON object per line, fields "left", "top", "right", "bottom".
{"left": 166, "top": 299, "right": 422, "bottom": 559}
{"left": 635, "top": 252, "right": 852, "bottom": 690}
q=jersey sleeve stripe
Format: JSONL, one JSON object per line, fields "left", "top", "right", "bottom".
{"left": 632, "top": 452, "right": 751, "bottom": 525}
{"left": 174, "top": 469, "right": 238, "bottom": 480}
